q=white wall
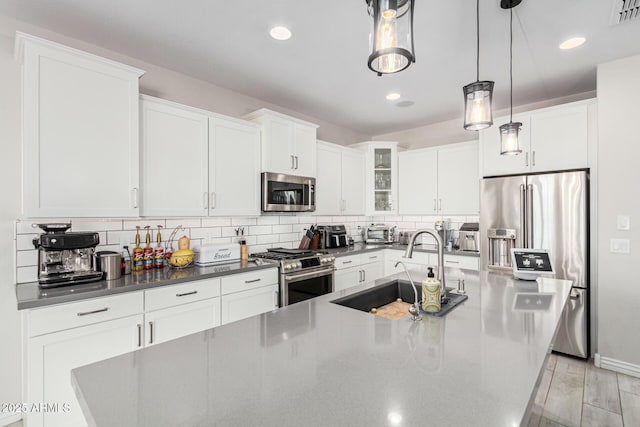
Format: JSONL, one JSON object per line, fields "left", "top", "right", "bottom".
{"left": 0, "top": 33, "right": 23, "bottom": 423}
{"left": 596, "top": 55, "right": 640, "bottom": 368}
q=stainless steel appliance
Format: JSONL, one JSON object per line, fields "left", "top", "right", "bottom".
{"left": 32, "top": 223, "right": 104, "bottom": 288}
{"left": 365, "top": 224, "right": 395, "bottom": 244}
{"left": 261, "top": 172, "right": 315, "bottom": 212}
{"left": 252, "top": 248, "right": 335, "bottom": 306}
{"left": 458, "top": 223, "right": 479, "bottom": 252}
{"left": 317, "top": 225, "right": 347, "bottom": 249}
{"left": 480, "top": 170, "right": 589, "bottom": 358}
{"left": 396, "top": 230, "right": 414, "bottom": 245}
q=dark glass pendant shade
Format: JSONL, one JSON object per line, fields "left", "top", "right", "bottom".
{"left": 367, "top": 0, "right": 416, "bottom": 76}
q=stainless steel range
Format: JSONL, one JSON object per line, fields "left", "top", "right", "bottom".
{"left": 252, "top": 248, "right": 335, "bottom": 306}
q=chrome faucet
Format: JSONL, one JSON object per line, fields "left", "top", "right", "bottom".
{"left": 394, "top": 261, "right": 422, "bottom": 321}
{"left": 404, "top": 228, "right": 447, "bottom": 302}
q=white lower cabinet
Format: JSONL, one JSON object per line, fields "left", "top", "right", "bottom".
{"left": 145, "top": 298, "right": 220, "bottom": 346}
{"left": 24, "top": 293, "right": 144, "bottom": 427}
{"left": 221, "top": 284, "right": 279, "bottom": 324}
{"left": 385, "top": 249, "right": 479, "bottom": 276}
{"left": 220, "top": 268, "right": 279, "bottom": 324}
{"left": 334, "top": 252, "right": 385, "bottom": 291}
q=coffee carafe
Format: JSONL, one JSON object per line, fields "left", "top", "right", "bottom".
{"left": 32, "top": 223, "right": 104, "bottom": 287}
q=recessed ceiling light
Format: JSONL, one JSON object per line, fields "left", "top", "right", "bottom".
{"left": 270, "top": 26, "right": 292, "bottom": 41}
{"left": 386, "top": 93, "right": 401, "bottom": 101}
{"left": 559, "top": 37, "right": 586, "bottom": 50}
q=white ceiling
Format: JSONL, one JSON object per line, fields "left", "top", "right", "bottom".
{"left": 1, "top": 0, "right": 639, "bottom": 136}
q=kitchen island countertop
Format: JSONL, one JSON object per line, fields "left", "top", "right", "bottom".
{"left": 71, "top": 268, "right": 571, "bottom": 427}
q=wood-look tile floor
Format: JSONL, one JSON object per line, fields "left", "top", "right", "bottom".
{"left": 528, "top": 354, "right": 640, "bottom": 427}
{"left": 5, "top": 355, "right": 640, "bottom": 427}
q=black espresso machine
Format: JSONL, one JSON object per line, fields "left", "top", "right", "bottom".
{"left": 32, "top": 223, "right": 104, "bottom": 288}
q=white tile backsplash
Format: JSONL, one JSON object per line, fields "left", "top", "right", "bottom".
{"left": 15, "top": 212, "right": 472, "bottom": 283}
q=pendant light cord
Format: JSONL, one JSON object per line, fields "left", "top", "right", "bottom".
{"left": 509, "top": 6, "right": 513, "bottom": 122}
{"left": 476, "top": 0, "right": 480, "bottom": 81}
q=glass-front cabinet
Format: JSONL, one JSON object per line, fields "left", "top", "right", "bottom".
{"left": 351, "top": 141, "right": 399, "bottom": 215}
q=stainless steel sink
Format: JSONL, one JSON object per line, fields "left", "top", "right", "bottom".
{"left": 331, "top": 280, "right": 468, "bottom": 318}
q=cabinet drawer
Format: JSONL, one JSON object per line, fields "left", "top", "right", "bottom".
{"left": 28, "top": 292, "right": 143, "bottom": 337}
{"left": 360, "top": 251, "right": 383, "bottom": 265}
{"left": 221, "top": 268, "right": 278, "bottom": 295}
{"left": 145, "top": 278, "right": 221, "bottom": 312}
{"left": 334, "top": 254, "right": 362, "bottom": 270}
{"left": 387, "top": 249, "right": 430, "bottom": 266}
{"left": 443, "top": 255, "right": 479, "bottom": 271}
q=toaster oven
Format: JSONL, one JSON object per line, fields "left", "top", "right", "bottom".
{"left": 365, "top": 224, "right": 395, "bottom": 244}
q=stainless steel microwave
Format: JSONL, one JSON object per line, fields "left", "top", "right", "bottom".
{"left": 261, "top": 172, "right": 315, "bottom": 212}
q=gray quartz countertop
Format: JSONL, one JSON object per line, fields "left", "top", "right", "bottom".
{"left": 17, "top": 244, "right": 477, "bottom": 310}
{"left": 325, "top": 242, "right": 480, "bottom": 258}
{"left": 71, "top": 269, "right": 571, "bottom": 427}
{"left": 15, "top": 259, "right": 278, "bottom": 310}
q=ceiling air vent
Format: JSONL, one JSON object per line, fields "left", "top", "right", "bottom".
{"left": 611, "top": 0, "right": 640, "bottom": 25}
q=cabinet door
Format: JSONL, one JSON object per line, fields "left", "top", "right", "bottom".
{"left": 140, "top": 98, "right": 209, "bottom": 216}
{"left": 362, "top": 262, "right": 384, "bottom": 284}
{"left": 145, "top": 298, "right": 220, "bottom": 347}
{"left": 334, "top": 266, "right": 362, "bottom": 292}
{"left": 209, "top": 117, "right": 261, "bottom": 216}
{"left": 530, "top": 103, "right": 588, "bottom": 172}
{"left": 221, "top": 284, "right": 279, "bottom": 324}
{"left": 480, "top": 114, "right": 531, "bottom": 177}
{"left": 437, "top": 143, "right": 479, "bottom": 215}
{"left": 262, "top": 117, "right": 294, "bottom": 174}
{"left": 398, "top": 149, "right": 438, "bottom": 215}
{"left": 292, "top": 124, "right": 317, "bottom": 177}
{"left": 315, "top": 144, "right": 342, "bottom": 214}
{"left": 341, "top": 149, "right": 366, "bottom": 215}
{"left": 26, "top": 315, "right": 143, "bottom": 427}
{"left": 21, "top": 38, "right": 143, "bottom": 217}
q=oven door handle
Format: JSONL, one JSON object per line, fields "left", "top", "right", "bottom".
{"left": 284, "top": 268, "right": 335, "bottom": 283}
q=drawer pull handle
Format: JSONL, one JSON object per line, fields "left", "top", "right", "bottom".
{"left": 245, "top": 278, "right": 261, "bottom": 284}
{"left": 369, "top": 256, "right": 377, "bottom": 259}
{"left": 446, "top": 260, "right": 460, "bottom": 264}
{"left": 342, "top": 260, "right": 353, "bottom": 264}
{"left": 176, "top": 291, "right": 198, "bottom": 297}
{"left": 149, "top": 321, "right": 154, "bottom": 344}
{"left": 137, "top": 324, "right": 142, "bottom": 347}
{"left": 77, "top": 307, "right": 109, "bottom": 317}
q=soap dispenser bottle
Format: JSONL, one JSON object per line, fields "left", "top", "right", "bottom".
{"left": 421, "top": 267, "right": 441, "bottom": 313}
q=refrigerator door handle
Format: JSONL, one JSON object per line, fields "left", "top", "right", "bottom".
{"left": 520, "top": 184, "right": 527, "bottom": 248}
{"left": 526, "top": 184, "right": 534, "bottom": 248}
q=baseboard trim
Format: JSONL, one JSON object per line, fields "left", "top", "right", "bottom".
{"left": 0, "top": 412, "right": 22, "bottom": 426}
{"left": 595, "top": 353, "right": 640, "bottom": 378}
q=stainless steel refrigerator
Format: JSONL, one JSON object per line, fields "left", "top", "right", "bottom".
{"left": 480, "top": 170, "right": 589, "bottom": 358}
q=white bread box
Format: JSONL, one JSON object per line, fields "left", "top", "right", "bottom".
{"left": 193, "top": 243, "right": 240, "bottom": 266}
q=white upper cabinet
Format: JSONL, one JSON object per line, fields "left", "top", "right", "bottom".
{"left": 140, "top": 96, "right": 260, "bottom": 217}
{"left": 316, "top": 141, "right": 366, "bottom": 215}
{"left": 399, "top": 141, "right": 479, "bottom": 216}
{"left": 480, "top": 99, "right": 594, "bottom": 177}
{"left": 340, "top": 148, "right": 366, "bottom": 215}
{"left": 17, "top": 32, "right": 145, "bottom": 218}
{"left": 437, "top": 142, "right": 479, "bottom": 214}
{"left": 244, "top": 109, "right": 318, "bottom": 178}
{"left": 351, "top": 141, "right": 399, "bottom": 215}
{"left": 480, "top": 113, "right": 531, "bottom": 177}
{"left": 209, "top": 117, "right": 261, "bottom": 216}
{"left": 398, "top": 147, "right": 438, "bottom": 215}
{"left": 140, "top": 97, "right": 209, "bottom": 217}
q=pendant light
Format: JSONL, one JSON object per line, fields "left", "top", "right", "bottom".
{"left": 366, "top": 0, "right": 416, "bottom": 76}
{"left": 500, "top": 0, "right": 522, "bottom": 155}
{"left": 463, "top": 0, "right": 494, "bottom": 131}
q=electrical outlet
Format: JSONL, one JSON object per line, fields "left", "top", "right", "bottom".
{"left": 617, "top": 215, "right": 631, "bottom": 230}
{"left": 610, "top": 238, "right": 630, "bottom": 254}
